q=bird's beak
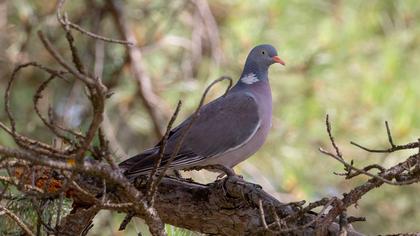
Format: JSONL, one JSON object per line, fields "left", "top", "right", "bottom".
{"left": 272, "top": 56, "right": 285, "bottom": 66}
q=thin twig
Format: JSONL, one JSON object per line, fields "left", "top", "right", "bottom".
{"left": 321, "top": 115, "right": 420, "bottom": 185}
{"left": 146, "top": 101, "right": 182, "bottom": 201}
{"left": 347, "top": 216, "right": 366, "bottom": 223}
{"left": 150, "top": 76, "right": 233, "bottom": 196}
{"left": 64, "top": 29, "right": 86, "bottom": 75}
{"left": 37, "top": 31, "right": 95, "bottom": 86}
{"left": 319, "top": 148, "right": 419, "bottom": 185}
{"left": 385, "top": 121, "right": 395, "bottom": 147}
{"left": 0, "top": 203, "right": 36, "bottom": 236}
{"left": 98, "top": 127, "right": 118, "bottom": 170}
{"left": 55, "top": 192, "right": 65, "bottom": 229}
{"left": 33, "top": 75, "right": 80, "bottom": 144}
{"left": 0, "top": 175, "right": 44, "bottom": 194}
{"left": 118, "top": 212, "right": 135, "bottom": 231}
{"left": 5, "top": 62, "right": 71, "bottom": 157}
{"left": 350, "top": 140, "right": 419, "bottom": 153}
{"left": 345, "top": 164, "right": 385, "bottom": 179}
{"left": 50, "top": 24, "right": 108, "bottom": 161}
{"left": 263, "top": 198, "right": 336, "bottom": 234}
{"left": 325, "top": 114, "right": 342, "bottom": 158}
{"left": 350, "top": 121, "right": 419, "bottom": 153}
{"left": 282, "top": 197, "right": 331, "bottom": 223}
{"left": 258, "top": 199, "right": 268, "bottom": 229}
{"left": 57, "top": 0, "right": 133, "bottom": 46}
{"left": 268, "top": 205, "right": 284, "bottom": 231}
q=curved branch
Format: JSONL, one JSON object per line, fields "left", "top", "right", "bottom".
{"left": 58, "top": 174, "right": 364, "bottom": 236}
{"left": 0, "top": 203, "right": 35, "bottom": 236}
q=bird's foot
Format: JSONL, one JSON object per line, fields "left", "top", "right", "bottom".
{"left": 184, "top": 164, "right": 235, "bottom": 176}
{"left": 174, "top": 170, "right": 182, "bottom": 178}
{"left": 216, "top": 173, "right": 225, "bottom": 180}
{"left": 250, "top": 182, "right": 262, "bottom": 189}
{"left": 184, "top": 164, "right": 242, "bottom": 183}
{"left": 216, "top": 172, "right": 243, "bottom": 180}
{"left": 202, "top": 164, "right": 237, "bottom": 178}
{"left": 165, "top": 170, "right": 196, "bottom": 183}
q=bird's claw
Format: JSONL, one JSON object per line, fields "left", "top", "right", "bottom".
{"left": 251, "top": 183, "right": 262, "bottom": 189}
{"left": 207, "top": 164, "right": 236, "bottom": 177}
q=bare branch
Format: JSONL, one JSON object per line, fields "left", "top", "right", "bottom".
{"left": 321, "top": 115, "right": 420, "bottom": 186}
{"left": 146, "top": 101, "right": 182, "bottom": 201}
{"left": 0, "top": 203, "right": 36, "bottom": 236}
{"left": 152, "top": 76, "right": 233, "bottom": 192}
{"left": 350, "top": 121, "right": 419, "bottom": 153}
{"left": 33, "top": 74, "right": 82, "bottom": 144}
{"left": 37, "top": 31, "right": 95, "bottom": 86}
{"left": 325, "top": 114, "right": 342, "bottom": 158}
{"left": 318, "top": 114, "right": 420, "bottom": 227}
{"left": 56, "top": 0, "right": 133, "bottom": 46}
{"left": 258, "top": 199, "right": 269, "bottom": 229}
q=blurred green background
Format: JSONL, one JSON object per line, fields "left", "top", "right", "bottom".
{"left": 1, "top": 0, "right": 419, "bottom": 235}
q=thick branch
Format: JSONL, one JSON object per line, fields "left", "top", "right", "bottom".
{"left": 57, "top": 174, "right": 364, "bottom": 236}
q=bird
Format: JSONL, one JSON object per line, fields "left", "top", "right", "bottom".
{"left": 119, "top": 44, "right": 285, "bottom": 180}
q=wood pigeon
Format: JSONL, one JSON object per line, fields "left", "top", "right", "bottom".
{"left": 120, "top": 44, "right": 285, "bottom": 180}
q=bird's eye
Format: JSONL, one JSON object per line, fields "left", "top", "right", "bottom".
{"left": 261, "top": 50, "right": 266, "bottom": 55}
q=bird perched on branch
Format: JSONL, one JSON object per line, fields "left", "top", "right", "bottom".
{"left": 120, "top": 44, "right": 285, "bottom": 180}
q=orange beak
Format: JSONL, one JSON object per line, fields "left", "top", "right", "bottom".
{"left": 272, "top": 56, "right": 285, "bottom": 66}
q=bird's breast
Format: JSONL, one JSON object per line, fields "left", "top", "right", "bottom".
{"left": 205, "top": 81, "right": 273, "bottom": 167}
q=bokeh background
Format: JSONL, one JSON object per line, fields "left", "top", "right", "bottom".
{"left": 1, "top": 0, "right": 419, "bottom": 235}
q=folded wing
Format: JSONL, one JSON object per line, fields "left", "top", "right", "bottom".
{"left": 120, "top": 92, "right": 260, "bottom": 179}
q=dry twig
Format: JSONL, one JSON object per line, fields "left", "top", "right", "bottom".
{"left": 0, "top": 203, "right": 36, "bottom": 236}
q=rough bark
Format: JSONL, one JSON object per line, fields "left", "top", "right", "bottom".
{"left": 59, "top": 175, "right": 364, "bottom": 236}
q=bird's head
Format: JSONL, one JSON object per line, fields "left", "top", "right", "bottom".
{"left": 239, "top": 44, "right": 285, "bottom": 84}
{"left": 246, "top": 44, "right": 285, "bottom": 68}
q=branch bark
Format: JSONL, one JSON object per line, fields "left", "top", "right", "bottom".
{"left": 59, "top": 175, "right": 364, "bottom": 236}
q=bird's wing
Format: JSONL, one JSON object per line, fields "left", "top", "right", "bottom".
{"left": 120, "top": 92, "right": 260, "bottom": 177}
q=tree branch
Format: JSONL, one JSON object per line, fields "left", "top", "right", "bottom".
{"left": 0, "top": 203, "right": 36, "bottom": 236}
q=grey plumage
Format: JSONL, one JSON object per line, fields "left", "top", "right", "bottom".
{"left": 119, "top": 44, "right": 284, "bottom": 180}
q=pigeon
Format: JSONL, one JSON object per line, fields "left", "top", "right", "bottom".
{"left": 120, "top": 44, "right": 285, "bottom": 180}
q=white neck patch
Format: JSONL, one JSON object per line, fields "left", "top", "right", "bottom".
{"left": 240, "top": 73, "right": 259, "bottom": 85}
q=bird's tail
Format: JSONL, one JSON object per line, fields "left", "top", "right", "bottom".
{"left": 118, "top": 147, "right": 160, "bottom": 181}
